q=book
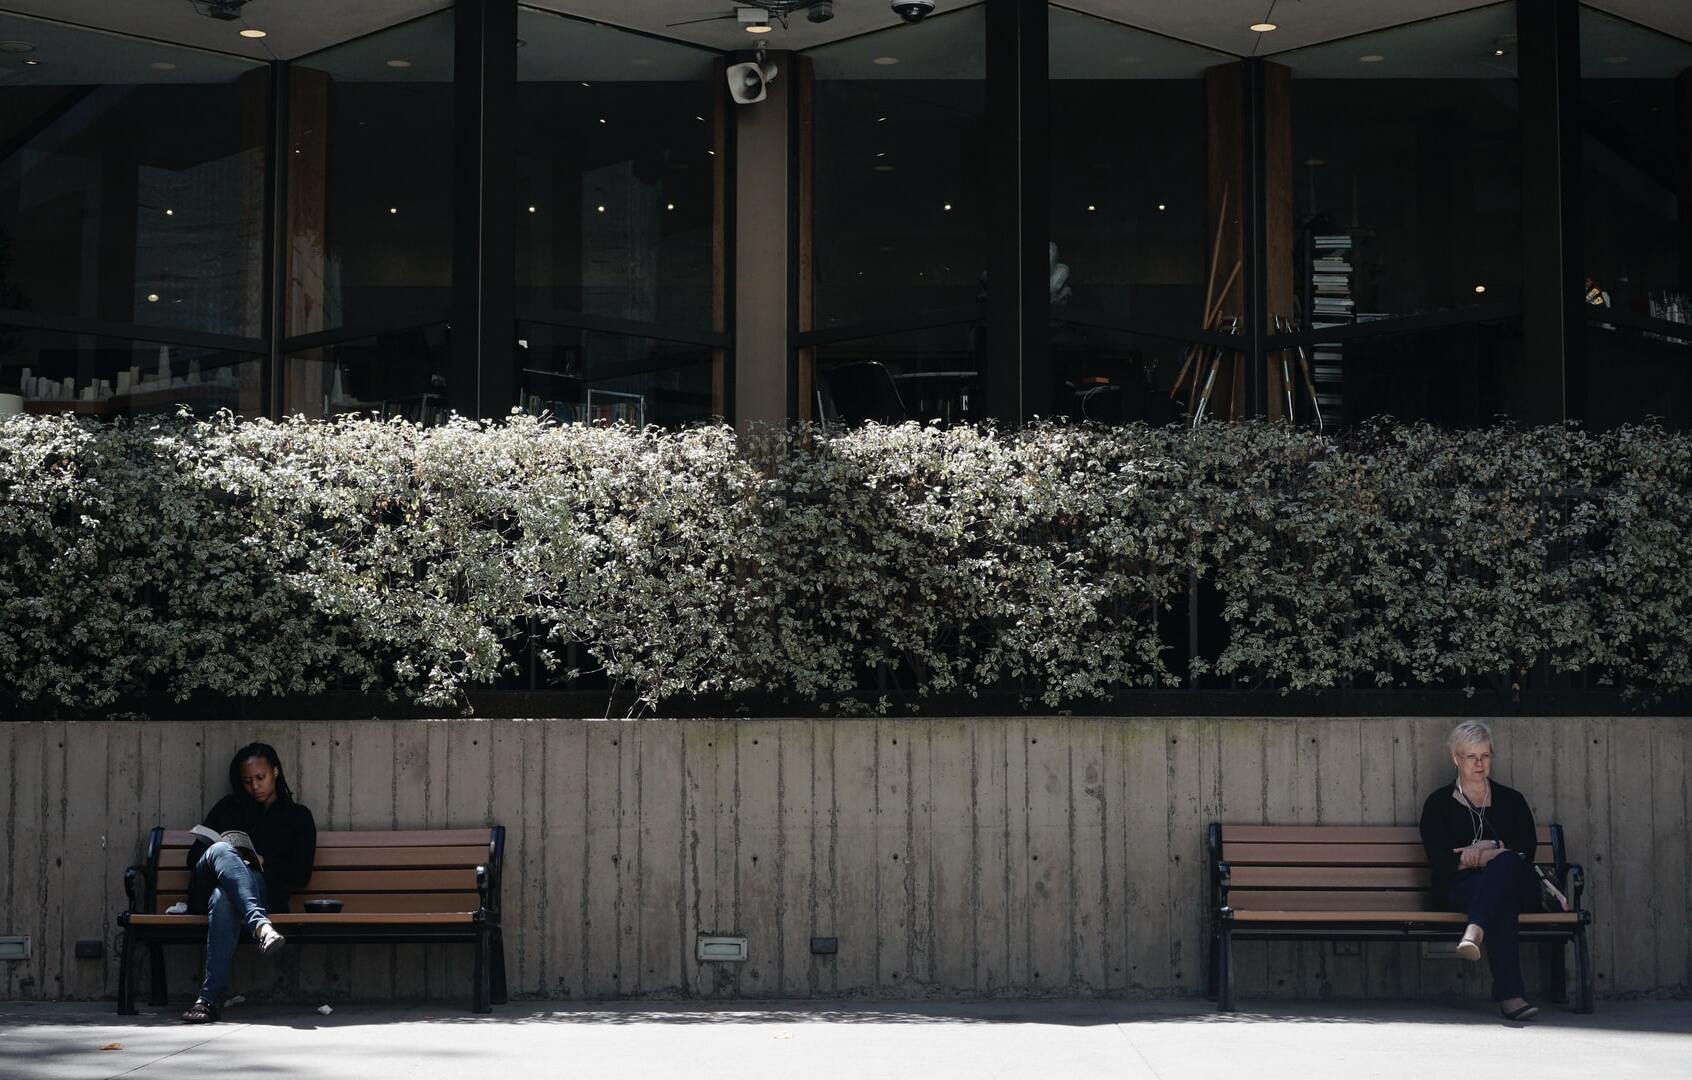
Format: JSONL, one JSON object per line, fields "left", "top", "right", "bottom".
{"left": 190, "top": 824, "right": 264, "bottom": 868}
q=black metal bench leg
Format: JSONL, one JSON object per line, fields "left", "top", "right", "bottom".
{"left": 490, "top": 928, "right": 508, "bottom": 1006}
{"left": 473, "top": 928, "right": 491, "bottom": 1013}
{"left": 1217, "top": 927, "right": 1235, "bottom": 1013}
{"left": 147, "top": 943, "right": 168, "bottom": 1007}
{"left": 1543, "top": 941, "right": 1567, "bottom": 1004}
{"left": 117, "top": 931, "right": 138, "bottom": 1016}
{"left": 1573, "top": 925, "right": 1594, "bottom": 1014}
{"left": 1206, "top": 921, "right": 1218, "bottom": 1000}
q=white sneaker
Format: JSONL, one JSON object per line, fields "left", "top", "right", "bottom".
{"left": 1455, "top": 938, "right": 1481, "bottom": 961}
{"left": 256, "top": 921, "right": 286, "bottom": 956}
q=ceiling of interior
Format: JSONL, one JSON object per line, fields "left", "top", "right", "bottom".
{"left": 0, "top": 0, "right": 1687, "bottom": 61}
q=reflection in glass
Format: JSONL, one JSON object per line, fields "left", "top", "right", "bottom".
{"left": 1282, "top": 5, "right": 1522, "bottom": 321}
{"left": 804, "top": 9, "right": 987, "bottom": 331}
{"left": 2, "top": 325, "right": 261, "bottom": 418}
{"left": 283, "top": 323, "right": 450, "bottom": 423}
{"left": 516, "top": 9, "right": 720, "bottom": 331}
{"left": 288, "top": 12, "right": 454, "bottom": 335}
{"left": 812, "top": 322, "right": 984, "bottom": 426}
{"left": 1048, "top": 10, "right": 1228, "bottom": 330}
{"left": 0, "top": 14, "right": 267, "bottom": 342}
{"left": 518, "top": 322, "right": 713, "bottom": 428}
{"left": 1579, "top": 8, "right": 1692, "bottom": 326}
{"left": 1297, "top": 318, "right": 1520, "bottom": 428}
{"left": 1050, "top": 322, "right": 1207, "bottom": 427}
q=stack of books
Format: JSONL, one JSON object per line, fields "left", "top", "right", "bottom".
{"left": 1309, "top": 235, "right": 1353, "bottom": 423}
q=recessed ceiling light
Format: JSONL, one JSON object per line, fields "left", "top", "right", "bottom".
{"left": 389, "top": 207, "right": 398, "bottom": 214}
{"left": 877, "top": 116, "right": 888, "bottom": 122}
{"left": 599, "top": 118, "right": 607, "bottom": 124}
{"left": 872, "top": 56, "right": 899, "bottom": 66}
{"left": 528, "top": 206, "right": 537, "bottom": 213}
{"left": 239, "top": 28, "right": 267, "bottom": 39}
{"left": 876, "top": 151, "right": 887, "bottom": 158}
{"left": 22, "top": 58, "right": 40, "bottom": 65}
{"left": 707, "top": 149, "right": 716, "bottom": 155}
{"left": 746, "top": 23, "right": 773, "bottom": 33}
{"left": 596, "top": 204, "right": 606, "bottom": 212}
{"left": 165, "top": 209, "right": 175, "bottom": 216}
{"left": 943, "top": 203, "right": 952, "bottom": 211}
{"left": 386, "top": 59, "right": 412, "bottom": 68}
{"left": 580, "top": 81, "right": 591, "bottom": 87}
{"left": 874, "top": 164, "right": 894, "bottom": 172}
{"left": 1493, "top": 49, "right": 1506, "bottom": 57}
{"left": 1250, "top": 22, "right": 1277, "bottom": 33}
{"left": 1087, "top": 204, "right": 1096, "bottom": 211}
{"left": 1474, "top": 284, "right": 1487, "bottom": 294}
{"left": 147, "top": 293, "right": 160, "bottom": 302}
{"left": 151, "top": 61, "right": 176, "bottom": 70}
{"left": 1157, "top": 203, "right": 1167, "bottom": 211}
{"left": 695, "top": 115, "right": 706, "bottom": 121}
{"left": 666, "top": 203, "right": 675, "bottom": 210}
{"left": 1359, "top": 54, "right": 1385, "bottom": 63}
{"left": 0, "top": 41, "right": 37, "bottom": 54}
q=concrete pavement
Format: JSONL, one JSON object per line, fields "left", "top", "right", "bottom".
{"left": 2, "top": 998, "right": 1688, "bottom": 1080}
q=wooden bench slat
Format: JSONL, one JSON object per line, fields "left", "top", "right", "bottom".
{"left": 152, "top": 891, "right": 482, "bottom": 915}
{"left": 1230, "top": 889, "right": 1433, "bottom": 912}
{"left": 1230, "top": 910, "right": 1584, "bottom": 925}
{"left": 1229, "top": 866, "right": 1433, "bottom": 889}
{"left": 1222, "top": 825, "right": 1555, "bottom": 844}
{"left": 155, "top": 845, "right": 490, "bottom": 870}
{"left": 126, "top": 912, "right": 480, "bottom": 927}
{"left": 161, "top": 829, "right": 493, "bottom": 848}
{"left": 155, "top": 868, "right": 480, "bottom": 893}
{"left": 1225, "top": 842, "right": 1547, "bottom": 866}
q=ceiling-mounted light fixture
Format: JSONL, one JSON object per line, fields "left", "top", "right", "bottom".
{"left": 737, "top": 7, "right": 773, "bottom": 33}
{"left": 1250, "top": 22, "right": 1277, "bottom": 32}
{"left": 239, "top": 28, "right": 267, "bottom": 38}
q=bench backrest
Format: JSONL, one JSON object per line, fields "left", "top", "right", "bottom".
{"left": 147, "top": 828, "right": 502, "bottom": 916}
{"left": 1212, "top": 824, "right": 1560, "bottom": 914}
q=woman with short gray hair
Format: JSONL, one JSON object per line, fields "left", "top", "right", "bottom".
{"left": 1418, "top": 720, "right": 1545, "bottom": 1022}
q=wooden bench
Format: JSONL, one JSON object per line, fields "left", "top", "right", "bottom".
{"left": 1207, "top": 823, "right": 1592, "bottom": 1013}
{"left": 116, "top": 826, "right": 507, "bottom": 1014}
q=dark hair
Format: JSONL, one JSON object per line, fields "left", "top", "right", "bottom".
{"left": 229, "top": 742, "right": 295, "bottom": 805}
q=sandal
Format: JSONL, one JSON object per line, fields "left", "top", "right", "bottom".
{"left": 1500, "top": 1002, "right": 1540, "bottom": 1022}
{"left": 180, "top": 999, "right": 220, "bottom": 1024}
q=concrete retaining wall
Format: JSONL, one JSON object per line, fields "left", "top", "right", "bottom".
{"left": 1, "top": 717, "right": 1686, "bottom": 1004}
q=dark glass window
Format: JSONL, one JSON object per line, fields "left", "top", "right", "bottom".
{"left": 803, "top": 9, "right": 987, "bottom": 334}
{"left": 283, "top": 322, "right": 451, "bottom": 424}
{"left": 1282, "top": 5, "right": 1523, "bottom": 319}
{"left": 286, "top": 12, "right": 454, "bottom": 337}
{"left": 515, "top": 9, "right": 721, "bottom": 333}
{"left": 3, "top": 324, "right": 263, "bottom": 418}
{"left": 0, "top": 14, "right": 267, "bottom": 341}
{"left": 518, "top": 321, "right": 714, "bottom": 428}
{"left": 1579, "top": 7, "right": 1692, "bottom": 310}
{"left": 811, "top": 322, "right": 985, "bottom": 428}
{"left": 1048, "top": 8, "right": 1232, "bottom": 425}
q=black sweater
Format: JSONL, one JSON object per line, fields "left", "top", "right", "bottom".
{"left": 187, "top": 794, "right": 318, "bottom": 914}
{"left": 1418, "top": 779, "right": 1536, "bottom": 903}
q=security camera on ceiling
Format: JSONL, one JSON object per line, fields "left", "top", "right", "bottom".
{"left": 727, "top": 43, "right": 778, "bottom": 105}
{"left": 891, "top": 0, "right": 936, "bottom": 22}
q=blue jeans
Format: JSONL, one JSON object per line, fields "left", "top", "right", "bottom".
{"left": 1445, "top": 850, "right": 1542, "bottom": 1001}
{"left": 196, "top": 842, "right": 271, "bottom": 1007}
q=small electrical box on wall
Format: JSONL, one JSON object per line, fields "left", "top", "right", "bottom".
{"left": 696, "top": 936, "right": 748, "bottom": 962}
{"left": 0, "top": 936, "right": 31, "bottom": 960}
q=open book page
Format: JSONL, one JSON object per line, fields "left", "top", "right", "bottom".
{"left": 189, "top": 824, "right": 264, "bottom": 868}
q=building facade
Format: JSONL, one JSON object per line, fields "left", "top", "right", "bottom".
{"left": 2, "top": 0, "right": 1691, "bottom": 430}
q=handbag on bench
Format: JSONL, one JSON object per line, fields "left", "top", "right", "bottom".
{"left": 1534, "top": 865, "right": 1571, "bottom": 912}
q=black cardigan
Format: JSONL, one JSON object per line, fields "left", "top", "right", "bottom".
{"left": 186, "top": 794, "right": 318, "bottom": 915}
{"left": 1418, "top": 779, "right": 1536, "bottom": 903}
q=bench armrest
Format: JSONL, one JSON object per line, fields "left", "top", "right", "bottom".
{"left": 476, "top": 865, "right": 491, "bottom": 913}
{"left": 123, "top": 866, "right": 146, "bottom": 915}
{"left": 1567, "top": 863, "right": 1586, "bottom": 912}
{"left": 1213, "top": 861, "right": 1231, "bottom": 910}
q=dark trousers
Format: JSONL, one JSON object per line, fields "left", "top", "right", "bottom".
{"left": 1445, "top": 850, "right": 1541, "bottom": 1001}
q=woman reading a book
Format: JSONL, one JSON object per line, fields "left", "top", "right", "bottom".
{"left": 179, "top": 742, "right": 318, "bottom": 1024}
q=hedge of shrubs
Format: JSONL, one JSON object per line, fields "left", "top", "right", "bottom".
{"left": 2, "top": 412, "right": 1688, "bottom": 713}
